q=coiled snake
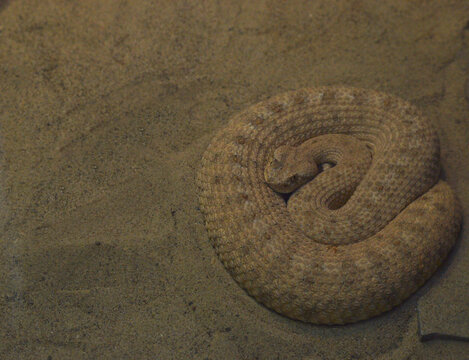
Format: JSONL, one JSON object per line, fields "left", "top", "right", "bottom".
{"left": 197, "top": 87, "right": 461, "bottom": 324}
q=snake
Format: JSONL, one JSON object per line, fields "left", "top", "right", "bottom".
{"left": 196, "top": 86, "right": 461, "bottom": 324}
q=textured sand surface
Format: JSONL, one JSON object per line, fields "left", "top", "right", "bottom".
{"left": 1, "top": 1, "right": 469, "bottom": 359}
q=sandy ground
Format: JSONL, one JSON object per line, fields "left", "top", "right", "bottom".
{"left": 1, "top": 1, "right": 469, "bottom": 359}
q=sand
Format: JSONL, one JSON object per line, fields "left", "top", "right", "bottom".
{"left": 1, "top": 1, "right": 468, "bottom": 359}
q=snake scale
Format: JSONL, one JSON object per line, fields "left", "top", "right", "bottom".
{"left": 197, "top": 87, "right": 461, "bottom": 324}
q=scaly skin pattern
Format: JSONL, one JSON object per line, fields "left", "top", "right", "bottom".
{"left": 196, "top": 87, "right": 461, "bottom": 324}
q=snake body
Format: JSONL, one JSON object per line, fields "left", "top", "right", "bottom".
{"left": 197, "top": 87, "right": 461, "bottom": 324}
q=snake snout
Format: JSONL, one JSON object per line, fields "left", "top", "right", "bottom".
{"left": 264, "top": 145, "right": 319, "bottom": 194}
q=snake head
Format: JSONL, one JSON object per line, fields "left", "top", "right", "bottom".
{"left": 264, "top": 145, "right": 319, "bottom": 193}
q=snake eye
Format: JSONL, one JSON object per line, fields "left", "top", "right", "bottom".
{"left": 289, "top": 175, "right": 298, "bottom": 183}
{"left": 271, "top": 158, "right": 282, "bottom": 169}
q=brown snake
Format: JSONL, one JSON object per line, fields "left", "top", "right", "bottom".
{"left": 197, "top": 87, "right": 461, "bottom": 324}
